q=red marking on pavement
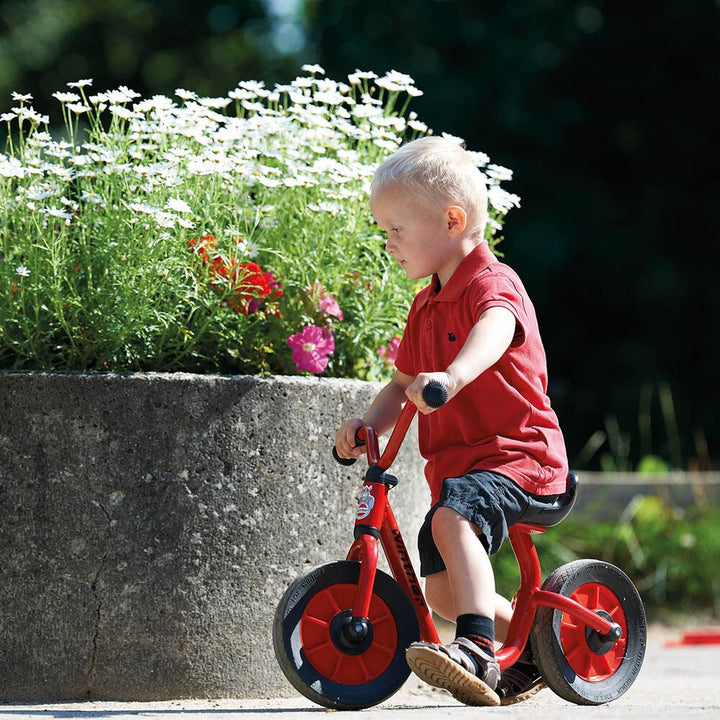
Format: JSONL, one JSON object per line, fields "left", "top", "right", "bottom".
{"left": 665, "top": 628, "right": 720, "bottom": 647}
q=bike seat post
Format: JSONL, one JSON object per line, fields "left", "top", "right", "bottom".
{"left": 496, "top": 524, "right": 545, "bottom": 669}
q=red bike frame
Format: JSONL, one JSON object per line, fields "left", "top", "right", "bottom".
{"left": 343, "top": 401, "right": 618, "bottom": 670}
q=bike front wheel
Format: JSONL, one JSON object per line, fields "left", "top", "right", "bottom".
{"left": 273, "top": 560, "right": 420, "bottom": 710}
{"left": 531, "top": 559, "right": 647, "bottom": 705}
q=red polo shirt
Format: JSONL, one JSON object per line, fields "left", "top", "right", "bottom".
{"left": 395, "top": 242, "right": 568, "bottom": 505}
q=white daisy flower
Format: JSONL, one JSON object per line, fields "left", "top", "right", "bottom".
{"left": 302, "top": 64, "right": 325, "bottom": 75}
{"left": 176, "top": 216, "right": 196, "bottom": 229}
{"left": 314, "top": 90, "right": 345, "bottom": 106}
{"left": 53, "top": 91, "right": 81, "bottom": 104}
{"left": 16, "top": 265, "right": 31, "bottom": 277}
{"left": 467, "top": 150, "right": 490, "bottom": 167}
{"left": 11, "top": 92, "right": 32, "bottom": 102}
{"left": 348, "top": 70, "right": 378, "bottom": 84}
{"left": 441, "top": 132, "right": 465, "bottom": 145}
{"left": 408, "top": 119, "right": 428, "bottom": 133}
{"left": 238, "top": 239, "right": 259, "bottom": 257}
{"left": 15, "top": 107, "right": 49, "bottom": 125}
{"left": 486, "top": 163, "right": 514, "bottom": 182}
{"left": 257, "top": 175, "right": 282, "bottom": 188}
{"left": 109, "top": 105, "right": 140, "bottom": 120}
{"left": 67, "top": 103, "right": 90, "bottom": 115}
{"left": 67, "top": 79, "right": 93, "bottom": 88}
{"left": 198, "top": 97, "right": 232, "bottom": 109}
{"left": 488, "top": 186, "right": 521, "bottom": 213}
{"left": 175, "top": 88, "right": 197, "bottom": 100}
{"left": 228, "top": 89, "right": 254, "bottom": 104}
{"left": 80, "top": 191, "right": 103, "bottom": 205}
{"left": 384, "top": 70, "right": 415, "bottom": 86}
{"left": 237, "top": 80, "right": 266, "bottom": 94}
{"left": 166, "top": 198, "right": 192, "bottom": 214}
{"left": 128, "top": 202, "right": 157, "bottom": 215}
{"left": 105, "top": 86, "right": 141, "bottom": 104}
{"left": 45, "top": 206, "right": 74, "bottom": 220}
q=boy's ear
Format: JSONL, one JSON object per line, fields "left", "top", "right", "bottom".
{"left": 446, "top": 205, "right": 467, "bottom": 236}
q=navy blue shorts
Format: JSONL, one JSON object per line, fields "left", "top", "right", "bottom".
{"left": 418, "top": 470, "right": 559, "bottom": 577}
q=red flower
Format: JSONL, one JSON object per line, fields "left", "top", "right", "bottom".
{"left": 189, "top": 235, "right": 282, "bottom": 315}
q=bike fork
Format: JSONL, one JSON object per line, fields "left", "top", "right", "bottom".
{"left": 346, "top": 478, "right": 389, "bottom": 628}
{"left": 346, "top": 477, "right": 441, "bottom": 645}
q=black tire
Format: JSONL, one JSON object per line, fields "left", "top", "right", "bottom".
{"left": 531, "top": 559, "right": 647, "bottom": 705}
{"left": 273, "top": 560, "right": 420, "bottom": 710}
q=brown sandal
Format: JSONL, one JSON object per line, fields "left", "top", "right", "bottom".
{"left": 405, "top": 637, "right": 501, "bottom": 707}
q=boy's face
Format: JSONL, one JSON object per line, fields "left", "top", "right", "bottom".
{"left": 371, "top": 183, "right": 464, "bottom": 285}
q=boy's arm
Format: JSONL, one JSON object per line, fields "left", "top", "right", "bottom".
{"left": 404, "top": 306, "right": 516, "bottom": 414}
{"left": 334, "top": 370, "right": 413, "bottom": 459}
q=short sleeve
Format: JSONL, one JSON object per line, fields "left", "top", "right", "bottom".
{"left": 470, "top": 272, "right": 528, "bottom": 347}
{"left": 394, "top": 313, "right": 416, "bottom": 376}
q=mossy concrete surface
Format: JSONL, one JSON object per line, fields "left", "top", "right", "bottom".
{"left": 0, "top": 373, "right": 428, "bottom": 701}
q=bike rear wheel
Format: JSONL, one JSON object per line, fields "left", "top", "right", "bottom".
{"left": 531, "top": 559, "right": 647, "bottom": 705}
{"left": 273, "top": 560, "right": 420, "bottom": 710}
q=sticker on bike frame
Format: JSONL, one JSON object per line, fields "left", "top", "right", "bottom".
{"left": 356, "top": 485, "right": 375, "bottom": 520}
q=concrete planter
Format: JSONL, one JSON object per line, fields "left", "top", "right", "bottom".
{"left": 0, "top": 372, "right": 428, "bottom": 701}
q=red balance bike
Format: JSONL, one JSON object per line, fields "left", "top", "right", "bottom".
{"left": 273, "top": 381, "right": 647, "bottom": 709}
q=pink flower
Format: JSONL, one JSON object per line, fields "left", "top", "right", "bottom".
{"left": 311, "top": 283, "right": 343, "bottom": 320}
{"left": 318, "top": 293, "right": 343, "bottom": 320}
{"left": 287, "top": 324, "right": 335, "bottom": 374}
{"left": 378, "top": 336, "right": 401, "bottom": 369}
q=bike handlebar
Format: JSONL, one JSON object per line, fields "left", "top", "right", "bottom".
{"left": 421, "top": 379, "right": 449, "bottom": 408}
{"left": 332, "top": 380, "right": 449, "bottom": 466}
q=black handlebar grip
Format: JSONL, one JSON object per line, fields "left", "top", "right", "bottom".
{"left": 422, "top": 380, "right": 449, "bottom": 408}
{"left": 332, "top": 446, "right": 357, "bottom": 466}
{"left": 332, "top": 428, "right": 366, "bottom": 466}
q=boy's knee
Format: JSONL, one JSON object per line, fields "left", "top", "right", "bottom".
{"left": 431, "top": 506, "right": 464, "bottom": 537}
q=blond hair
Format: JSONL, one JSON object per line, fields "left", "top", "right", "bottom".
{"left": 370, "top": 136, "right": 488, "bottom": 239}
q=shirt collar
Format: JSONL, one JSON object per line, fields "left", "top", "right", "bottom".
{"left": 416, "top": 242, "right": 497, "bottom": 308}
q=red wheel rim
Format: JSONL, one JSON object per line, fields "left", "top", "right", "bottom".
{"left": 560, "top": 582, "right": 628, "bottom": 682}
{"left": 300, "top": 583, "right": 398, "bottom": 685}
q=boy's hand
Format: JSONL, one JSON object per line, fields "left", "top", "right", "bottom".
{"left": 406, "top": 372, "right": 456, "bottom": 414}
{"left": 334, "top": 418, "right": 367, "bottom": 459}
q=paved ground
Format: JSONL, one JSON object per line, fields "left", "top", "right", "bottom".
{"left": 1, "top": 626, "right": 719, "bottom": 719}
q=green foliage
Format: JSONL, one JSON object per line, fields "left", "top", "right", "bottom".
{"left": 493, "top": 495, "right": 720, "bottom": 620}
{"left": 0, "top": 68, "right": 518, "bottom": 376}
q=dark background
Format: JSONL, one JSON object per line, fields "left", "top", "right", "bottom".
{"left": 2, "top": 0, "right": 717, "bottom": 470}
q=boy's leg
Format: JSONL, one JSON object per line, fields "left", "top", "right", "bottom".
{"left": 414, "top": 472, "right": 550, "bottom": 705}
{"left": 425, "top": 571, "right": 514, "bottom": 643}
{"left": 423, "top": 571, "right": 544, "bottom": 705}
{"left": 431, "top": 506, "right": 495, "bottom": 618}
{"left": 406, "top": 507, "right": 500, "bottom": 706}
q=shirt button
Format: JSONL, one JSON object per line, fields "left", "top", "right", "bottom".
{"left": 426, "top": 321, "right": 432, "bottom": 329}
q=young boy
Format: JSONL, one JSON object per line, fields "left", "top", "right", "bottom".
{"left": 334, "top": 136, "right": 569, "bottom": 707}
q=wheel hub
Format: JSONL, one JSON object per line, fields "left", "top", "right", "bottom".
{"left": 585, "top": 610, "right": 623, "bottom": 654}
{"left": 330, "top": 611, "right": 375, "bottom": 654}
